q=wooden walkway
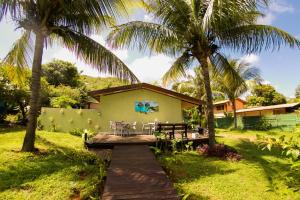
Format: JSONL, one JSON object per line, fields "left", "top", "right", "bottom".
{"left": 102, "top": 145, "right": 179, "bottom": 200}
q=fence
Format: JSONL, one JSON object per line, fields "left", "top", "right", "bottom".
{"left": 38, "top": 107, "right": 102, "bottom": 133}
{"left": 215, "top": 113, "right": 300, "bottom": 131}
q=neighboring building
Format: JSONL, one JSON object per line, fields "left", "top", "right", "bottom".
{"left": 236, "top": 103, "right": 300, "bottom": 117}
{"left": 88, "top": 83, "right": 203, "bottom": 132}
{"left": 213, "top": 98, "right": 246, "bottom": 118}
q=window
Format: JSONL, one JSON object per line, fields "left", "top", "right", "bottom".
{"left": 216, "top": 105, "right": 225, "bottom": 111}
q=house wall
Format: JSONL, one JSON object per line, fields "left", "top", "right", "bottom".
{"left": 213, "top": 99, "right": 245, "bottom": 114}
{"left": 237, "top": 108, "right": 287, "bottom": 117}
{"left": 96, "top": 89, "right": 184, "bottom": 132}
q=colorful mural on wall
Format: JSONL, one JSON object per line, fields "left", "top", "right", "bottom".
{"left": 135, "top": 101, "right": 159, "bottom": 113}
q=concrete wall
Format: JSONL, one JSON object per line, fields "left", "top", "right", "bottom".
{"left": 39, "top": 108, "right": 101, "bottom": 133}
{"left": 97, "top": 89, "right": 184, "bottom": 132}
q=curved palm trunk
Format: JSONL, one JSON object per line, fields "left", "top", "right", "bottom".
{"left": 231, "top": 98, "right": 238, "bottom": 129}
{"left": 195, "top": 55, "right": 215, "bottom": 148}
{"left": 21, "top": 33, "right": 44, "bottom": 152}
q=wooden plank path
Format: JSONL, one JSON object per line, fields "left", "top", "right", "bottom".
{"left": 102, "top": 145, "right": 179, "bottom": 200}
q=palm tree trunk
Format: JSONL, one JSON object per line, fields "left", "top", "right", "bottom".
{"left": 195, "top": 55, "right": 215, "bottom": 149}
{"left": 21, "top": 33, "right": 44, "bottom": 152}
{"left": 231, "top": 98, "right": 237, "bottom": 129}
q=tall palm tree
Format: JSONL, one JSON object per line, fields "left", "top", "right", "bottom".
{"left": 0, "top": 0, "right": 139, "bottom": 152}
{"left": 108, "top": 0, "right": 300, "bottom": 148}
{"left": 213, "top": 59, "right": 261, "bottom": 128}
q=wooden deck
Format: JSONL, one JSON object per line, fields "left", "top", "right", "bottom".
{"left": 102, "top": 145, "right": 179, "bottom": 200}
{"left": 86, "top": 133, "right": 209, "bottom": 149}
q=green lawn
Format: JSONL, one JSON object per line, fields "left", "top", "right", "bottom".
{"left": 0, "top": 128, "right": 104, "bottom": 200}
{"left": 159, "top": 129, "right": 300, "bottom": 200}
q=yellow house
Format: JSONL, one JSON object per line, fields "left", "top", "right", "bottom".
{"left": 88, "top": 83, "right": 202, "bottom": 132}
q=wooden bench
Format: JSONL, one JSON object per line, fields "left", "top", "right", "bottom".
{"left": 156, "top": 123, "right": 188, "bottom": 140}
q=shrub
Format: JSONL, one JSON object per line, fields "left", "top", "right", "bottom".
{"left": 196, "top": 144, "right": 242, "bottom": 161}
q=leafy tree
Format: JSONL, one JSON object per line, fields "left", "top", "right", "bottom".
{"left": 295, "top": 84, "right": 300, "bottom": 98}
{"left": 108, "top": 0, "right": 299, "bottom": 148}
{"left": 50, "top": 96, "right": 78, "bottom": 108}
{"left": 43, "top": 60, "right": 81, "bottom": 87}
{"left": 49, "top": 85, "right": 88, "bottom": 108}
{"left": 213, "top": 59, "right": 261, "bottom": 128}
{"left": 1, "top": 0, "right": 139, "bottom": 152}
{"left": 80, "top": 75, "right": 127, "bottom": 91}
{"left": 247, "top": 84, "right": 286, "bottom": 106}
{"left": 0, "top": 66, "right": 30, "bottom": 124}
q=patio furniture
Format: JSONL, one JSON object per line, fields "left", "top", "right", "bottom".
{"left": 130, "top": 121, "right": 137, "bottom": 134}
{"left": 157, "top": 123, "right": 188, "bottom": 140}
{"left": 142, "top": 122, "right": 157, "bottom": 134}
{"left": 114, "top": 122, "right": 129, "bottom": 136}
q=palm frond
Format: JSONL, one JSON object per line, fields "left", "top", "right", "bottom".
{"left": 107, "top": 21, "right": 180, "bottom": 56}
{"left": 162, "top": 51, "right": 193, "bottom": 86}
{"left": 221, "top": 24, "right": 300, "bottom": 53}
{"left": 2, "top": 30, "right": 32, "bottom": 68}
{"left": 53, "top": 27, "right": 139, "bottom": 83}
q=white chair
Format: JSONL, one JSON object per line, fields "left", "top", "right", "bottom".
{"left": 130, "top": 122, "right": 137, "bottom": 134}
{"left": 142, "top": 122, "right": 151, "bottom": 135}
{"left": 110, "top": 121, "right": 117, "bottom": 135}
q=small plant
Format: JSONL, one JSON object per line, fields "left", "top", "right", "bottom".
{"left": 185, "top": 141, "right": 193, "bottom": 151}
{"left": 87, "top": 118, "right": 92, "bottom": 124}
{"left": 150, "top": 146, "right": 162, "bottom": 156}
{"left": 257, "top": 134, "right": 300, "bottom": 161}
{"left": 69, "top": 129, "right": 83, "bottom": 137}
{"left": 171, "top": 138, "right": 182, "bottom": 153}
{"left": 196, "top": 144, "right": 242, "bottom": 161}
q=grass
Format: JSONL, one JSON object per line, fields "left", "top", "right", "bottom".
{"left": 0, "top": 128, "right": 105, "bottom": 200}
{"left": 159, "top": 129, "right": 300, "bottom": 200}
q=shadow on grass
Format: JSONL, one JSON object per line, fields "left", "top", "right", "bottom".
{"left": 0, "top": 135, "right": 101, "bottom": 192}
{"left": 232, "top": 139, "right": 300, "bottom": 193}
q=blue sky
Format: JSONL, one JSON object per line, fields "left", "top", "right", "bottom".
{"left": 0, "top": 0, "right": 299, "bottom": 97}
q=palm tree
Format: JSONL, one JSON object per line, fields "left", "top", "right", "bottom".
{"left": 0, "top": 0, "right": 139, "bottom": 152}
{"left": 213, "top": 59, "right": 261, "bottom": 128}
{"left": 108, "top": 0, "right": 300, "bottom": 148}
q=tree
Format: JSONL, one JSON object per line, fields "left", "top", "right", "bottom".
{"left": 0, "top": 65, "right": 31, "bottom": 124}
{"left": 213, "top": 59, "right": 261, "bottom": 128}
{"left": 1, "top": 0, "right": 139, "bottom": 152}
{"left": 108, "top": 0, "right": 299, "bottom": 148}
{"left": 295, "top": 84, "right": 300, "bottom": 98}
{"left": 43, "top": 59, "right": 81, "bottom": 87}
{"left": 247, "top": 84, "right": 286, "bottom": 106}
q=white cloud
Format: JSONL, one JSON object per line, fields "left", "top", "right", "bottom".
{"left": 128, "top": 54, "right": 174, "bottom": 82}
{"left": 257, "top": 13, "right": 275, "bottom": 25}
{"left": 240, "top": 54, "right": 260, "bottom": 65}
{"left": 143, "top": 14, "right": 154, "bottom": 22}
{"left": 257, "top": 0, "right": 294, "bottom": 25}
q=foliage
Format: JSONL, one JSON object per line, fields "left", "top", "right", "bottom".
{"left": 257, "top": 135, "right": 300, "bottom": 161}
{"left": 42, "top": 59, "right": 81, "bottom": 87}
{"left": 0, "top": 129, "right": 106, "bottom": 199}
{"left": 80, "top": 75, "right": 127, "bottom": 91}
{"left": 0, "top": 66, "right": 30, "bottom": 124}
{"left": 50, "top": 95, "right": 78, "bottom": 108}
{"left": 246, "top": 84, "right": 286, "bottom": 106}
{"left": 295, "top": 84, "right": 300, "bottom": 98}
{"left": 196, "top": 143, "right": 242, "bottom": 161}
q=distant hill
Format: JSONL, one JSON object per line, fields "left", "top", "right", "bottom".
{"left": 80, "top": 75, "right": 129, "bottom": 91}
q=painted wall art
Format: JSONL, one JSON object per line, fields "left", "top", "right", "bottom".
{"left": 135, "top": 101, "right": 159, "bottom": 113}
